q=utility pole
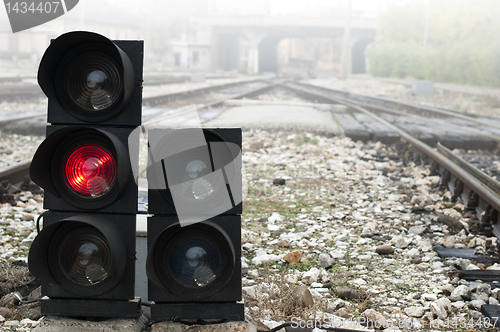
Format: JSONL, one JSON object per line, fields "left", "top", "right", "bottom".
{"left": 340, "top": 0, "right": 352, "bottom": 79}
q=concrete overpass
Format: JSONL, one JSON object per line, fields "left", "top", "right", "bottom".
{"left": 198, "top": 15, "right": 378, "bottom": 74}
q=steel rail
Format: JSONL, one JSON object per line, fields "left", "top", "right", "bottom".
{"left": 296, "top": 81, "right": 500, "bottom": 131}
{"left": 142, "top": 78, "right": 267, "bottom": 106}
{"left": 282, "top": 81, "right": 500, "bottom": 238}
{"left": 437, "top": 142, "right": 500, "bottom": 197}
{"left": 0, "top": 159, "right": 31, "bottom": 185}
{"left": 288, "top": 83, "right": 500, "bottom": 143}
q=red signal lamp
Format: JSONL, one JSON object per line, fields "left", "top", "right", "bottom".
{"left": 30, "top": 126, "right": 136, "bottom": 213}
{"left": 64, "top": 144, "right": 117, "bottom": 197}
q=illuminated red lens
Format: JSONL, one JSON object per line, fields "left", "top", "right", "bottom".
{"left": 64, "top": 144, "right": 116, "bottom": 197}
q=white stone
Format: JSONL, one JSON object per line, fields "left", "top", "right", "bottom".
{"left": 466, "top": 264, "right": 481, "bottom": 270}
{"left": 408, "top": 225, "right": 425, "bottom": 235}
{"left": 404, "top": 306, "right": 425, "bottom": 318}
{"left": 434, "top": 298, "right": 451, "bottom": 312}
{"left": 303, "top": 267, "right": 321, "bottom": 282}
{"left": 421, "top": 293, "right": 437, "bottom": 301}
{"left": 450, "top": 285, "right": 472, "bottom": 301}
{"left": 430, "top": 302, "right": 447, "bottom": 319}
{"left": 470, "top": 299, "right": 486, "bottom": 311}
{"left": 268, "top": 212, "right": 284, "bottom": 223}
{"left": 309, "top": 288, "right": 323, "bottom": 300}
{"left": 451, "top": 301, "right": 466, "bottom": 309}
{"left": 351, "top": 278, "right": 367, "bottom": 286}
{"left": 487, "top": 263, "right": 500, "bottom": 270}
{"left": 252, "top": 254, "right": 281, "bottom": 265}
{"left": 360, "top": 309, "right": 386, "bottom": 327}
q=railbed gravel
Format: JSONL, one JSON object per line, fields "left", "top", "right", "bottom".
{"left": 0, "top": 133, "right": 43, "bottom": 169}
{"left": 241, "top": 129, "right": 498, "bottom": 331}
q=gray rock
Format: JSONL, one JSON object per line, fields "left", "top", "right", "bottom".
{"left": 470, "top": 310, "right": 483, "bottom": 319}
{"left": 421, "top": 293, "right": 437, "bottom": 301}
{"left": 434, "top": 298, "right": 451, "bottom": 312}
{"left": 16, "top": 302, "right": 41, "bottom": 320}
{"left": 472, "top": 293, "right": 489, "bottom": 303}
{"left": 442, "top": 284, "right": 455, "bottom": 296}
{"left": 430, "top": 301, "right": 447, "bottom": 319}
{"left": 423, "top": 312, "right": 434, "bottom": 322}
{"left": 468, "top": 282, "right": 482, "bottom": 292}
{"left": 273, "top": 178, "right": 286, "bottom": 185}
{"left": 489, "top": 297, "right": 499, "bottom": 305}
{"left": 455, "top": 258, "right": 470, "bottom": 270}
{"left": 436, "top": 214, "right": 465, "bottom": 232}
{"left": 492, "top": 288, "right": 500, "bottom": 300}
{"left": 404, "top": 306, "right": 425, "bottom": 318}
{"left": 444, "top": 259, "right": 457, "bottom": 267}
{"left": 0, "top": 293, "right": 20, "bottom": 309}
{"left": 408, "top": 225, "right": 426, "bottom": 235}
{"left": 393, "top": 236, "right": 412, "bottom": 249}
{"left": 442, "top": 236, "right": 455, "bottom": 248}
{"left": 318, "top": 253, "right": 333, "bottom": 268}
{"left": 375, "top": 244, "right": 394, "bottom": 255}
{"left": 469, "top": 299, "right": 486, "bottom": 311}
{"left": 334, "top": 287, "right": 367, "bottom": 301}
{"left": 449, "top": 285, "right": 471, "bottom": 301}
{"left": 0, "top": 307, "right": 14, "bottom": 319}
{"left": 327, "top": 298, "right": 349, "bottom": 311}
{"left": 242, "top": 286, "right": 256, "bottom": 298}
{"left": 476, "top": 283, "right": 491, "bottom": 296}
{"left": 359, "top": 309, "right": 386, "bottom": 328}
{"left": 291, "top": 286, "right": 314, "bottom": 307}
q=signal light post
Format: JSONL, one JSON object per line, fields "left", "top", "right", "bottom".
{"left": 146, "top": 127, "right": 244, "bottom": 321}
{"left": 28, "top": 31, "right": 143, "bottom": 318}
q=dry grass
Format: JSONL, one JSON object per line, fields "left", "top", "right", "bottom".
{"left": 0, "top": 259, "right": 31, "bottom": 295}
{"left": 245, "top": 269, "right": 327, "bottom": 323}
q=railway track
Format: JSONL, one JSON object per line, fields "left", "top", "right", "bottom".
{"left": 287, "top": 83, "right": 500, "bottom": 150}
{"left": 283, "top": 82, "right": 500, "bottom": 235}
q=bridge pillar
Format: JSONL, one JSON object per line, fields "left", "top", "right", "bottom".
{"left": 258, "top": 36, "right": 282, "bottom": 73}
{"left": 241, "top": 32, "right": 267, "bottom": 74}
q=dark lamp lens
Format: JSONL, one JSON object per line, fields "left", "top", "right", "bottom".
{"left": 64, "top": 144, "right": 116, "bottom": 197}
{"left": 65, "top": 52, "right": 122, "bottom": 112}
{"left": 58, "top": 227, "right": 111, "bottom": 286}
{"left": 166, "top": 236, "right": 220, "bottom": 289}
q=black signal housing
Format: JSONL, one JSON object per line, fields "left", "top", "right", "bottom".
{"left": 28, "top": 32, "right": 143, "bottom": 318}
{"left": 38, "top": 31, "right": 143, "bottom": 126}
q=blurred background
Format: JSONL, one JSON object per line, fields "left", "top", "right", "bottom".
{"left": 0, "top": 0, "right": 499, "bottom": 87}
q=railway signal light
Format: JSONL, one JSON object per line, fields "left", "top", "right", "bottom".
{"left": 28, "top": 31, "right": 143, "bottom": 318}
{"left": 146, "top": 127, "right": 244, "bottom": 321}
